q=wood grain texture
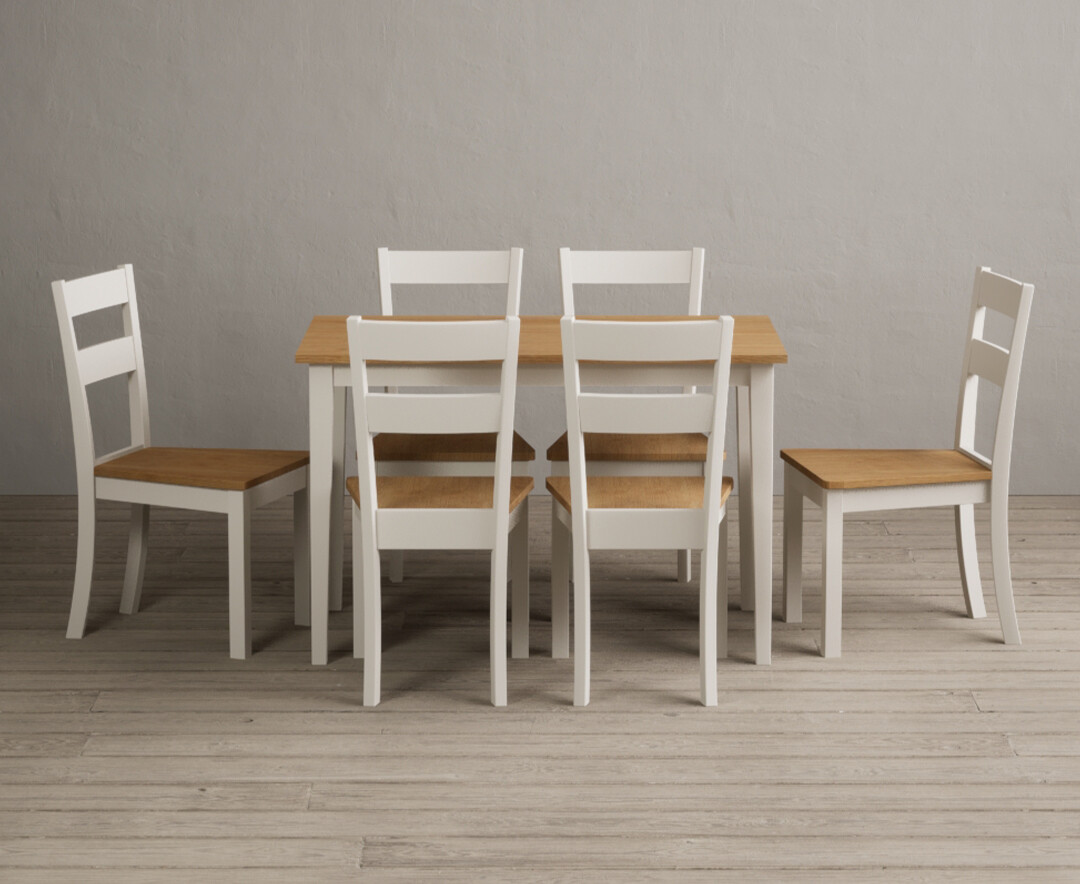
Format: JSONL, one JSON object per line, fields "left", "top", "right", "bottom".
{"left": 95, "top": 447, "right": 309, "bottom": 491}
{"left": 546, "top": 475, "right": 733, "bottom": 510}
{"left": 373, "top": 431, "right": 535, "bottom": 462}
{"left": 345, "top": 475, "right": 533, "bottom": 510}
{"left": 780, "top": 448, "right": 992, "bottom": 490}
{"left": 1, "top": 493, "right": 1078, "bottom": 876}
{"left": 546, "top": 432, "right": 708, "bottom": 462}
{"left": 295, "top": 315, "right": 788, "bottom": 366}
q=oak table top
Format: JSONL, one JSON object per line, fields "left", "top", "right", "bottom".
{"left": 296, "top": 315, "right": 787, "bottom": 366}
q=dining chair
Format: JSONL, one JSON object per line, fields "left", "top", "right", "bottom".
{"left": 53, "top": 264, "right": 309, "bottom": 659}
{"left": 346, "top": 316, "right": 532, "bottom": 706}
{"left": 547, "top": 248, "right": 707, "bottom": 592}
{"left": 375, "top": 248, "right": 535, "bottom": 654}
{"left": 781, "top": 267, "right": 1035, "bottom": 657}
{"left": 548, "top": 315, "right": 735, "bottom": 706}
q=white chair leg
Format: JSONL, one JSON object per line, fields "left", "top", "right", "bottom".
{"left": 573, "top": 544, "right": 591, "bottom": 707}
{"left": 362, "top": 514, "right": 382, "bottom": 706}
{"left": 990, "top": 487, "right": 1021, "bottom": 645}
{"left": 699, "top": 541, "right": 718, "bottom": 707}
{"left": 736, "top": 385, "right": 755, "bottom": 611}
{"left": 511, "top": 499, "right": 530, "bottom": 659}
{"left": 351, "top": 504, "right": 364, "bottom": 659}
{"left": 388, "top": 550, "right": 404, "bottom": 584}
{"left": 954, "top": 503, "right": 987, "bottom": 620}
{"left": 783, "top": 476, "right": 804, "bottom": 623}
{"left": 118, "top": 503, "right": 149, "bottom": 615}
{"left": 551, "top": 507, "right": 570, "bottom": 659}
{"left": 677, "top": 548, "right": 691, "bottom": 583}
{"left": 227, "top": 494, "right": 253, "bottom": 660}
{"left": 490, "top": 541, "right": 509, "bottom": 708}
{"left": 293, "top": 486, "right": 310, "bottom": 628}
{"left": 66, "top": 491, "right": 97, "bottom": 640}
{"left": 820, "top": 491, "right": 843, "bottom": 658}
{"left": 718, "top": 514, "right": 729, "bottom": 660}
{"left": 329, "top": 386, "right": 347, "bottom": 613}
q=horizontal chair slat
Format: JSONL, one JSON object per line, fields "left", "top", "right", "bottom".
{"left": 968, "top": 338, "right": 1010, "bottom": 387}
{"left": 376, "top": 509, "right": 497, "bottom": 549}
{"left": 364, "top": 393, "right": 503, "bottom": 434}
{"left": 383, "top": 250, "right": 512, "bottom": 285}
{"left": 76, "top": 336, "right": 138, "bottom": 386}
{"left": 578, "top": 393, "right": 715, "bottom": 435}
{"left": 566, "top": 250, "right": 693, "bottom": 284}
{"left": 61, "top": 267, "right": 129, "bottom": 317}
{"left": 978, "top": 270, "right": 1024, "bottom": 320}
{"left": 352, "top": 318, "right": 515, "bottom": 363}
{"left": 586, "top": 508, "right": 706, "bottom": 550}
{"left": 569, "top": 318, "right": 725, "bottom": 363}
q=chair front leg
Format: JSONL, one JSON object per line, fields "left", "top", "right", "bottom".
{"left": 677, "top": 548, "right": 691, "bottom": 583}
{"left": 511, "top": 498, "right": 530, "bottom": 659}
{"left": 66, "top": 490, "right": 97, "bottom": 640}
{"left": 573, "top": 544, "right": 591, "bottom": 707}
{"left": 820, "top": 490, "right": 843, "bottom": 658}
{"left": 351, "top": 504, "right": 364, "bottom": 659}
{"left": 388, "top": 550, "right": 404, "bottom": 584}
{"left": 699, "top": 540, "right": 718, "bottom": 707}
{"left": 490, "top": 540, "right": 509, "bottom": 707}
{"left": 119, "top": 504, "right": 149, "bottom": 615}
{"left": 990, "top": 484, "right": 1021, "bottom": 645}
{"left": 362, "top": 512, "right": 382, "bottom": 706}
{"left": 227, "top": 494, "right": 253, "bottom": 660}
{"left": 551, "top": 507, "right": 570, "bottom": 659}
{"left": 954, "top": 503, "right": 987, "bottom": 620}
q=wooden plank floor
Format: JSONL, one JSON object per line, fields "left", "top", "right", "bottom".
{"left": 1, "top": 493, "right": 1079, "bottom": 880}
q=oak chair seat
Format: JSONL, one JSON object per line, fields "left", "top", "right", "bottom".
{"left": 374, "top": 431, "right": 535, "bottom": 463}
{"left": 546, "top": 432, "right": 706, "bottom": 463}
{"left": 347, "top": 475, "right": 533, "bottom": 510}
{"left": 95, "top": 447, "right": 309, "bottom": 491}
{"left": 780, "top": 448, "right": 992, "bottom": 491}
{"left": 546, "top": 475, "right": 732, "bottom": 511}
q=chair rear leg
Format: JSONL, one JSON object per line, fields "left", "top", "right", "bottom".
{"left": 227, "top": 495, "right": 253, "bottom": 660}
{"left": 511, "top": 498, "right": 530, "bottom": 659}
{"left": 990, "top": 489, "right": 1021, "bottom": 645}
{"left": 573, "top": 546, "right": 591, "bottom": 706}
{"left": 66, "top": 492, "right": 97, "bottom": 639}
{"left": 388, "top": 550, "right": 404, "bottom": 584}
{"left": 362, "top": 516, "right": 382, "bottom": 706}
{"left": 820, "top": 491, "right": 843, "bottom": 658}
{"left": 954, "top": 503, "right": 987, "bottom": 619}
{"left": 119, "top": 504, "right": 149, "bottom": 615}
{"left": 490, "top": 541, "right": 509, "bottom": 707}
{"left": 699, "top": 541, "right": 719, "bottom": 707}
{"left": 293, "top": 486, "right": 311, "bottom": 628}
{"left": 782, "top": 475, "right": 804, "bottom": 623}
{"left": 351, "top": 505, "right": 364, "bottom": 659}
{"left": 677, "top": 549, "right": 691, "bottom": 583}
{"left": 551, "top": 508, "right": 570, "bottom": 659}
{"left": 718, "top": 514, "right": 729, "bottom": 660}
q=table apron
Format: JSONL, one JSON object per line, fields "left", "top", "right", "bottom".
{"left": 332, "top": 363, "right": 753, "bottom": 388}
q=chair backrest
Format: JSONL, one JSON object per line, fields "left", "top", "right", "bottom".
{"left": 53, "top": 264, "right": 151, "bottom": 488}
{"left": 953, "top": 267, "right": 1035, "bottom": 486}
{"left": 558, "top": 248, "right": 705, "bottom": 316}
{"left": 347, "top": 316, "right": 521, "bottom": 535}
{"left": 377, "top": 249, "right": 525, "bottom": 316}
{"left": 561, "top": 315, "right": 734, "bottom": 549}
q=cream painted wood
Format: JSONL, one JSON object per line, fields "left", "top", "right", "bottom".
{"left": 551, "top": 316, "right": 735, "bottom": 706}
{"left": 52, "top": 265, "right": 309, "bottom": 659}
{"left": 782, "top": 267, "right": 1034, "bottom": 657}
{"left": 376, "top": 248, "right": 531, "bottom": 597}
{"left": 347, "top": 317, "right": 529, "bottom": 706}
{"left": 555, "top": 247, "right": 707, "bottom": 585}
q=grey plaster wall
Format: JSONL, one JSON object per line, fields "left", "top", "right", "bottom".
{"left": 2, "top": 0, "right": 1077, "bottom": 494}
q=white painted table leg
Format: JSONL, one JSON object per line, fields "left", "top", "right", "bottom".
{"left": 821, "top": 490, "right": 843, "bottom": 658}
{"left": 782, "top": 466, "right": 803, "bottom": 624}
{"left": 736, "top": 385, "right": 755, "bottom": 612}
{"left": 749, "top": 365, "right": 774, "bottom": 665}
{"left": 329, "top": 385, "right": 346, "bottom": 613}
{"left": 511, "top": 498, "right": 530, "bottom": 659}
{"left": 227, "top": 493, "right": 252, "bottom": 660}
{"left": 308, "top": 366, "right": 336, "bottom": 665}
{"left": 551, "top": 508, "right": 570, "bottom": 659}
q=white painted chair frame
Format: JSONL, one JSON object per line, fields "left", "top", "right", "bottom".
{"left": 552, "top": 316, "right": 735, "bottom": 706}
{"left": 347, "top": 316, "right": 527, "bottom": 706}
{"left": 53, "top": 265, "right": 309, "bottom": 659}
{"left": 375, "top": 249, "right": 530, "bottom": 655}
{"left": 553, "top": 248, "right": 706, "bottom": 587}
{"left": 782, "top": 267, "right": 1035, "bottom": 657}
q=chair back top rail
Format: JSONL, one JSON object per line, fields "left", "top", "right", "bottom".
{"left": 378, "top": 248, "right": 524, "bottom": 316}
{"left": 559, "top": 248, "right": 704, "bottom": 316}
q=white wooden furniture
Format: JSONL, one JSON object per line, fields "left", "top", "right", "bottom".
{"left": 346, "top": 316, "right": 531, "bottom": 706}
{"left": 781, "top": 267, "right": 1035, "bottom": 657}
{"left": 549, "top": 316, "right": 735, "bottom": 706}
{"left": 297, "top": 314, "right": 785, "bottom": 667}
{"left": 53, "top": 265, "right": 310, "bottom": 659}
{"left": 547, "top": 248, "right": 706, "bottom": 584}
{"left": 375, "top": 249, "right": 534, "bottom": 612}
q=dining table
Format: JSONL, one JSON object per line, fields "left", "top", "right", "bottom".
{"left": 295, "top": 314, "right": 788, "bottom": 667}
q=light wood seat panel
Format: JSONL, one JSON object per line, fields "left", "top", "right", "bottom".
{"left": 780, "top": 448, "right": 992, "bottom": 491}
{"left": 546, "top": 432, "right": 707, "bottom": 463}
{"left": 373, "top": 431, "right": 535, "bottom": 463}
{"left": 347, "top": 475, "right": 533, "bottom": 511}
{"left": 94, "top": 447, "right": 309, "bottom": 491}
{"left": 545, "top": 474, "right": 732, "bottom": 511}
